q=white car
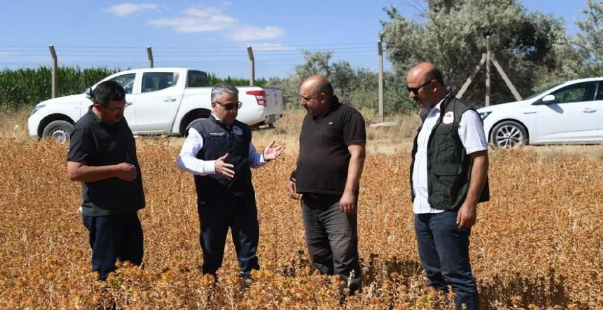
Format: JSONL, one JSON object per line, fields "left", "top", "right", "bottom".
{"left": 477, "top": 77, "right": 603, "bottom": 148}
{"left": 28, "top": 67, "right": 284, "bottom": 142}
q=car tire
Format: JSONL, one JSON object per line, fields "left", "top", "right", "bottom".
{"left": 491, "top": 121, "right": 527, "bottom": 148}
{"left": 42, "top": 120, "right": 73, "bottom": 144}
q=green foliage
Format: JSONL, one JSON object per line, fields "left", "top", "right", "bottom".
{"left": 380, "top": 0, "right": 566, "bottom": 106}
{"left": 206, "top": 73, "right": 268, "bottom": 87}
{"left": 268, "top": 50, "right": 415, "bottom": 117}
{"left": 558, "top": 0, "right": 603, "bottom": 78}
{"left": 0, "top": 67, "right": 118, "bottom": 110}
{"left": 575, "top": 0, "right": 603, "bottom": 68}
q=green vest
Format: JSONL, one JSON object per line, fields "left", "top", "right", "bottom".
{"left": 410, "top": 93, "right": 490, "bottom": 210}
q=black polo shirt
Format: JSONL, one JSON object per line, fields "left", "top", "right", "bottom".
{"left": 295, "top": 96, "right": 366, "bottom": 195}
{"left": 67, "top": 107, "right": 145, "bottom": 216}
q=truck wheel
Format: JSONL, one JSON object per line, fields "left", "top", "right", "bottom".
{"left": 42, "top": 120, "right": 73, "bottom": 144}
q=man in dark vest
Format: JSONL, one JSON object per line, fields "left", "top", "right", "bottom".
{"left": 408, "top": 63, "right": 489, "bottom": 310}
{"left": 176, "top": 83, "right": 282, "bottom": 283}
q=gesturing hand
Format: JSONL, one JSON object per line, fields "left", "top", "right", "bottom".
{"left": 215, "top": 153, "right": 235, "bottom": 180}
{"left": 115, "top": 162, "right": 137, "bottom": 181}
{"left": 263, "top": 141, "right": 283, "bottom": 162}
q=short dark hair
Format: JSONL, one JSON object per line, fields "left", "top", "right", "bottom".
{"left": 92, "top": 81, "right": 126, "bottom": 107}
{"left": 425, "top": 67, "right": 446, "bottom": 88}
{"left": 315, "top": 79, "right": 333, "bottom": 98}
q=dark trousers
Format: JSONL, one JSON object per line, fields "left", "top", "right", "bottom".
{"left": 415, "top": 211, "right": 479, "bottom": 310}
{"left": 197, "top": 192, "right": 260, "bottom": 278}
{"left": 82, "top": 211, "right": 144, "bottom": 280}
{"left": 301, "top": 194, "right": 361, "bottom": 292}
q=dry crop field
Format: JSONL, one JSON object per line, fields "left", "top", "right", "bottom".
{"left": 0, "top": 110, "right": 602, "bottom": 310}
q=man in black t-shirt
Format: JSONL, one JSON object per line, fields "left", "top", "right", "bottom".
{"left": 288, "top": 75, "right": 366, "bottom": 296}
{"left": 67, "top": 81, "right": 145, "bottom": 280}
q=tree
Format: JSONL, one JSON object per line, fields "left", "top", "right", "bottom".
{"left": 571, "top": 0, "right": 603, "bottom": 76}
{"left": 528, "top": 0, "right": 602, "bottom": 90}
{"left": 272, "top": 50, "right": 361, "bottom": 109}
{"left": 270, "top": 50, "right": 416, "bottom": 116}
{"left": 380, "top": 0, "right": 566, "bottom": 106}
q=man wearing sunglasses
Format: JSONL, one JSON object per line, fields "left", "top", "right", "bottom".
{"left": 408, "top": 63, "right": 489, "bottom": 310}
{"left": 67, "top": 81, "right": 145, "bottom": 280}
{"left": 177, "top": 83, "right": 282, "bottom": 285}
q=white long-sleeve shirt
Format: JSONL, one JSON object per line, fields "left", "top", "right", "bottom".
{"left": 176, "top": 127, "right": 266, "bottom": 175}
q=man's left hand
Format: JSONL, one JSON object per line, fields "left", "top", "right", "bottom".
{"left": 456, "top": 202, "right": 477, "bottom": 229}
{"left": 339, "top": 191, "right": 357, "bottom": 214}
{"left": 263, "top": 141, "right": 283, "bottom": 161}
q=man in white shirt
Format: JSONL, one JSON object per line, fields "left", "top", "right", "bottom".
{"left": 176, "top": 83, "right": 282, "bottom": 283}
{"left": 408, "top": 63, "right": 489, "bottom": 310}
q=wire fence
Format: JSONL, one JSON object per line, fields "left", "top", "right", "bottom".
{"left": 0, "top": 43, "right": 384, "bottom": 78}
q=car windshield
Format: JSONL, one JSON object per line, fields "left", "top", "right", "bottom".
{"left": 524, "top": 82, "right": 563, "bottom": 100}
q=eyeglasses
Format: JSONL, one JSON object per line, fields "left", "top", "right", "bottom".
{"left": 214, "top": 100, "right": 243, "bottom": 111}
{"left": 407, "top": 80, "right": 433, "bottom": 94}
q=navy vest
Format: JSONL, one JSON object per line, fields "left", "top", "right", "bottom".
{"left": 187, "top": 116, "right": 253, "bottom": 200}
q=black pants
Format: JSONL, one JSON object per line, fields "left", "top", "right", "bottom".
{"left": 82, "top": 211, "right": 143, "bottom": 280}
{"left": 301, "top": 194, "right": 361, "bottom": 292}
{"left": 197, "top": 191, "right": 260, "bottom": 278}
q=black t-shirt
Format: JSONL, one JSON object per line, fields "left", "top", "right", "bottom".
{"left": 295, "top": 96, "right": 366, "bottom": 195}
{"left": 67, "top": 107, "right": 145, "bottom": 216}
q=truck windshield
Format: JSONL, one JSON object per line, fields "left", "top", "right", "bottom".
{"left": 187, "top": 71, "right": 210, "bottom": 87}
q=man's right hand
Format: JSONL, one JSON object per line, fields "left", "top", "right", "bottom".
{"left": 115, "top": 162, "right": 137, "bottom": 181}
{"left": 288, "top": 178, "right": 299, "bottom": 200}
{"left": 216, "top": 153, "right": 235, "bottom": 180}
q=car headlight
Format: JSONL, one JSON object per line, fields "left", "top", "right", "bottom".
{"left": 30, "top": 104, "right": 46, "bottom": 115}
{"left": 478, "top": 111, "right": 491, "bottom": 120}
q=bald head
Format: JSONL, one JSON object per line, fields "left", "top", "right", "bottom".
{"left": 407, "top": 62, "right": 445, "bottom": 88}
{"left": 406, "top": 62, "right": 447, "bottom": 110}
{"left": 301, "top": 75, "right": 333, "bottom": 98}
{"left": 300, "top": 75, "right": 333, "bottom": 116}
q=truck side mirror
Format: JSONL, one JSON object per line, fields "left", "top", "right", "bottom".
{"left": 85, "top": 88, "right": 93, "bottom": 101}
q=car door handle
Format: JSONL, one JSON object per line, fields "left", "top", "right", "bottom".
{"left": 126, "top": 101, "right": 133, "bottom": 106}
{"left": 164, "top": 97, "right": 177, "bottom": 102}
{"left": 582, "top": 108, "right": 597, "bottom": 113}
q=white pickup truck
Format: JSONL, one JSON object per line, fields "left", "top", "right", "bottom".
{"left": 28, "top": 67, "right": 284, "bottom": 142}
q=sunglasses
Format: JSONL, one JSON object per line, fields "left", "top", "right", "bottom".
{"left": 214, "top": 100, "right": 243, "bottom": 111}
{"left": 407, "top": 80, "right": 433, "bottom": 94}
{"left": 98, "top": 103, "right": 127, "bottom": 113}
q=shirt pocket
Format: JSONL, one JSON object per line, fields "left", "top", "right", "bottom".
{"left": 431, "top": 164, "right": 463, "bottom": 197}
{"left": 433, "top": 124, "right": 454, "bottom": 135}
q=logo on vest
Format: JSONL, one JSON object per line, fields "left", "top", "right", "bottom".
{"left": 209, "top": 132, "right": 225, "bottom": 137}
{"left": 233, "top": 126, "right": 243, "bottom": 135}
{"left": 442, "top": 111, "right": 454, "bottom": 124}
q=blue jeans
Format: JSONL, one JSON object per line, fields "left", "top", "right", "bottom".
{"left": 301, "top": 194, "right": 361, "bottom": 293}
{"left": 414, "top": 211, "right": 479, "bottom": 310}
{"left": 197, "top": 193, "right": 260, "bottom": 278}
{"left": 82, "top": 211, "right": 144, "bottom": 280}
